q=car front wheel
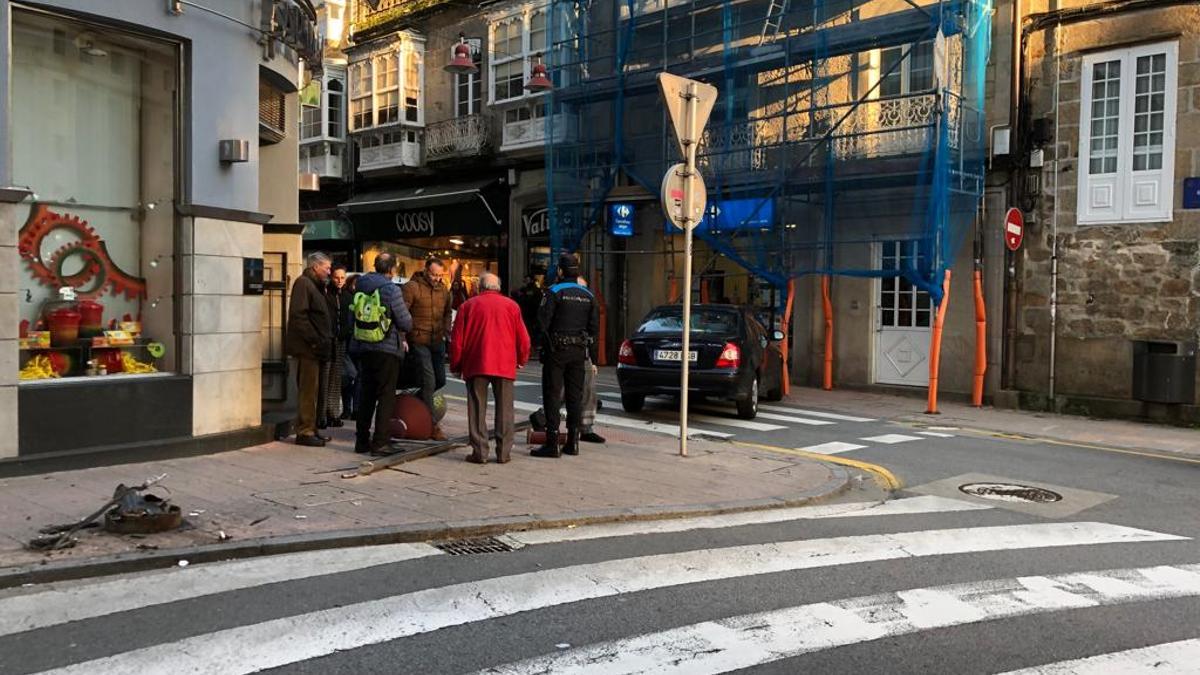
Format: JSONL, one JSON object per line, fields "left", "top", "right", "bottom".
{"left": 736, "top": 377, "right": 758, "bottom": 419}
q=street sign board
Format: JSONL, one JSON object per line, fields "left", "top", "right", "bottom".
{"left": 700, "top": 198, "right": 775, "bottom": 232}
{"left": 1004, "top": 207, "right": 1024, "bottom": 251}
{"left": 661, "top": 163, "right": 707, "bottom": 231}
{"left": 610, "top": 202, "right": 635, "bottom": 237}
{"left": 658, "top": 73, "right": 718, "bottom": 160}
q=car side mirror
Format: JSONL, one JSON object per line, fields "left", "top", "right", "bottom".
{"left": 771, "top": 330, "right": 786, "bottom": 342}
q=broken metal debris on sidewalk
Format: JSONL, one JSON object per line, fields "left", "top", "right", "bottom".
{"left": 27, "top": 474, "right": 183, "bottom": 551}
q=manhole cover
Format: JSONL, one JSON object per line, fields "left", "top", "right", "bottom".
{"left": 959, "top": 482, "right": 1063, "bottom": 503}
{"left": 434, "top": 536, "right": 519, "bottom": 556}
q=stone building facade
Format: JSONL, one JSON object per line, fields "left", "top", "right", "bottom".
{"left": 1010, "top": 0, "right": 1200, "bottom": 420}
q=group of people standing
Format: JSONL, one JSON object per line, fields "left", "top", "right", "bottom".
{"left": 285, "top": 250, "right": 603, "bottom": 465}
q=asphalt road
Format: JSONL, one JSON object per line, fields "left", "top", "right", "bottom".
{"left": 3, "top": 371, "right": 1199, "bottom": 674}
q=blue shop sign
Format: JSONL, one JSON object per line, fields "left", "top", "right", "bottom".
{"left": 701, "top": 198, "right": 775, "bottom": 232}
{"left": 610, "top": 202, "right": 635, "bottom": 237}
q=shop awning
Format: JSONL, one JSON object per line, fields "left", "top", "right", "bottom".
{"left": 340, "top": 179, "right": 500, "bottom": 217}
{"left": 338, "top": 178, "right": 508, "bottom": 240}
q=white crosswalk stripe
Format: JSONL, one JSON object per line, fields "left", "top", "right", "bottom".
{"left": 797, "top": 440, "right": 867, "bottom": 455}
{"left": 448, "top": 395, "right": 734, "bottom": 439}
{"left": 757, "top": 404, "right": 876, "bottom": 422}
{"left": 1000, "top": 639, "right": 1200, "bottom": 674}
{"left": 0, "top": 544, "right": 442, "bottom": 637}
{"left": 34, "top": 522, "right": 1184, "bottom": 675}
{"left": 508, "top": 495, "right": 993, "bottom": 545}
{"left": 918, "top": 430, "right": 956, "bottom": 438}
{"left": 481, "top": 565, "right": 1200, "bottom": 675}
{"left": 695, "top": 405, "right": 835, "bottom": 426}
{"left": 861, "top": 433, "right": 923, "bottom": 444}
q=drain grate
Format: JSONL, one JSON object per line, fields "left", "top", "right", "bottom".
{"left": 434, "top": 536, "right": 518, "bottom": 556}
{"left": 959, "top": 482, "right": 1063, "bottom": 504}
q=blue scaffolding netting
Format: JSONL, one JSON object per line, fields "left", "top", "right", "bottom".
{"left": 543, "top": 0, "right": 992, "bottom": 307}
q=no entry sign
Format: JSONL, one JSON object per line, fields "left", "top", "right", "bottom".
{"left": 1004, "top": 208, "right": 1024, "bottom": 252}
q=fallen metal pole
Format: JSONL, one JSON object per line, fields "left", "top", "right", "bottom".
{"left": 350, "top": 422, "right": 532, "bottom": 477}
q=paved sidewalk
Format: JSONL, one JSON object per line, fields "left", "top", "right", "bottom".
{"left": 0, "top": 405, "right": 847, "bottom": 580}
{"left": 773, "top": 384, "right": 1200, "bottom": 459}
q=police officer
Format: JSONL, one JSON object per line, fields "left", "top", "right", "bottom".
{"left": 532, "top": 253, "right": 599, "bottom": 458}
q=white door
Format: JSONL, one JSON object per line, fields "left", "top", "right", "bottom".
{"left": 874, "top": 241, "right": 932, "bottom": 387}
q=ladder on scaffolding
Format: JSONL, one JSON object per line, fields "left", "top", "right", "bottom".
{"left": 759, "top": 0, "right": 789, "bottom": 46}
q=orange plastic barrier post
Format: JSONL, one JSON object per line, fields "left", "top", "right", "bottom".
{"left": 668, "top": 277, "right": 679, "bottom": 304}
{"left": 699, "top": 277, "right": 710, "bottom": 304}
{"left": 972, "top": 269, "right": 986, "bottom": 407}
{"left": 781, "top": 278, "right": 796, "bottom": 396}
{"left": 821, "top": 275, "right": 833, "bottom": 391}
{"left": 926, "top": 270, "right": 952, "bottom": 414}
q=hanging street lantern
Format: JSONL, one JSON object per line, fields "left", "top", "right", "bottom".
{"left": 525, "top": 58, "right": 553, "bottom": 92}
{"left": 444, "top": 34, "right": 478, "bottom": 74}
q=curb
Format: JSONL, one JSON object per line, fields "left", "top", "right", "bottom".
{"left": 0, "top": 465, "right": 853, "bottom": 589}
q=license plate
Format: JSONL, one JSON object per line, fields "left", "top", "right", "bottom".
{"left": 654, "top": 349, "right": 698, "bottom": 362}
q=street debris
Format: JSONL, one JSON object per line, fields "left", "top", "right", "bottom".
{"left": 27, "top": 474, "right": 173, "bottom": 551}
{"left": 177, "top": 560, "right": 189, "bottom": 567}
{"left": 249, "top": 516, "right": 270, "bottom": 526}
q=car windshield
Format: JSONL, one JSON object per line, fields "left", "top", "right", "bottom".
{"left": 636, "top": 308, "right": 739, "bottom": 335}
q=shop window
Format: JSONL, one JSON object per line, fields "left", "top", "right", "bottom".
{"left": 12, "top": 10, "right": 179, "bottom": 381}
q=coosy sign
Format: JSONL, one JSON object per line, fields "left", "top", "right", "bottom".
{"left": 610, "top": 203, "right": 635, "bottom": 237}
{"left": 395, "top": 211, "right": 435, "bottom": 237}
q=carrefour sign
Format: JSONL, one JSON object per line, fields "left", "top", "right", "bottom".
{"left": 610, "top": 202, "right": 635, "bottom": 237}
{"left": 701, "top": 198, "right": 775, "bottom": 232}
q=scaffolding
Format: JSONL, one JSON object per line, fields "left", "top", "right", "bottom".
{"left": 543, "top": 0, "right": 992, "bottom": 307}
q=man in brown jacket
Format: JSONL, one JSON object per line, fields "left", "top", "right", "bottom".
{"left": 402, "top": 257, "right": 453, "bottom": 440}
{"left": 286, "top": 252, "right": 334, "bottom": 447}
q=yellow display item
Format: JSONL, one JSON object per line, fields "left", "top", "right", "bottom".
{"left": 121, "top": 352, "right": 157, "bottom": 374}
{"left": 19, "top": 355, "right": 61, "bottom": 380}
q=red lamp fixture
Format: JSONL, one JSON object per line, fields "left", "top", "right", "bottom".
{"left": 444, "top": 34, "right": 478, "bottom": 74}
{"left": 525, "top": 57, "right": 553, "bottom": 92}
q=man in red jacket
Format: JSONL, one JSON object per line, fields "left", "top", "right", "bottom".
{"left": 450, "top": 272, "right": 531, "bottom": 464}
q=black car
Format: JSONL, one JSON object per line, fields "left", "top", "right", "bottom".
{"left": 617, "top": 304, "right": 786, "bottom": 419}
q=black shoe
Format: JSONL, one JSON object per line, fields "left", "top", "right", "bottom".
{"left": 329, "top": 418, "right": 344, "bottom": 428}
{"left": 531, "top": 431, "right": 561, "bottom": 458}
{"left": 529, "top": 409, "right": 547, "bottom": 432}
{"left": 295, "top": 435, "right": 326, "bottom": 448}
{"left": 562, "top": 430, "right": 580, "bottom": 456}
{"left": 580, "top": 431, "right": 606, "bottom": 444}
{"left": 315, "top": 432, "right": 332, "bottom": 442}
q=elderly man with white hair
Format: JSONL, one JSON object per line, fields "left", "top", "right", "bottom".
{"left": 285, "top": 251, "right": 334, "bottom": 447}
{"left": 449, "top": 272, "right": 531, "bottom": 464}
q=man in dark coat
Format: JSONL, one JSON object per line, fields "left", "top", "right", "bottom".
{"left": 286, "top": 252, "right": 334, "bottom": 447}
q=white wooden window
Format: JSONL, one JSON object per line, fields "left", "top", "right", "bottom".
{"left": 1078, "top": 41, "right": 1178, "bottom": 224}
{"left": 350, "top": 60, "right": 372, "bottom": 130}
{"left": 327, "top": 79, "right": 344, "bottom": 138}
{"left": 403, "top": 48, "right": 421, "bottom": 123}
{"left": 489, "top": 5, "right": 550, "bottom": 105}
{"left": 375, "top": 53, "right": 399, "bottom": 125}
{"left": 455, "top": 39, "right": 483, "bottom": 116}
{"left": 879, "top": 41, "right": 934, "bottom": 97}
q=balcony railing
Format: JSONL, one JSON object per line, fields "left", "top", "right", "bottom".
{"left": 356, "top": 129, "right": 422, "bottom": 172}
{"left": 425, "top": 114, "right": 491, "bottom": 161}
{"left": 299, "top": 140, "right": 345, "bottom": 179}
{"left": 501, "top": 112, "right": 576, "bottom": 153}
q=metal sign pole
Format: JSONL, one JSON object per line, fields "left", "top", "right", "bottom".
{"left": 679, "top": 81, "right": 698, "bottom": 458}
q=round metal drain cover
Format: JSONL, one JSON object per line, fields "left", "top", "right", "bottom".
{"left": 958, "top": 482, "right": 1063, "bottom": 503}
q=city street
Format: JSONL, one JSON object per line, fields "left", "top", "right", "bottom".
{"left": 3, "top": 369, "right": 1199, "bottom": 674}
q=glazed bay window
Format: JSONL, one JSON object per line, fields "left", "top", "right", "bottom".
{"left": 301, "top": 80, "right": 322, "bottom": 139}
{"left": 1078, "top": 41, "right": 1178, "bottom": 224}
{"left": 328, "top": 79, "right": 345, "bottom": 138}
{"left": 12, "top": 10, "right": 179, "bottom": 381}
{"left": 348, "top": 35, "right": 425, "bottom": 132}
{"left": 490, "top": 5, "right": 549, "bottom": 104}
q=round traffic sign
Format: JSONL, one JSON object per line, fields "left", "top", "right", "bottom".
{"left": 661, "top": 163, "right": 707, "bottom": 231}
{"left": 1004, "top": 208, "right": 1024, "bottom": 251}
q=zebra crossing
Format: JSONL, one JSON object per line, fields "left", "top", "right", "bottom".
{"left": 5, "top": 494, "right": 1198, "bottom": 674}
